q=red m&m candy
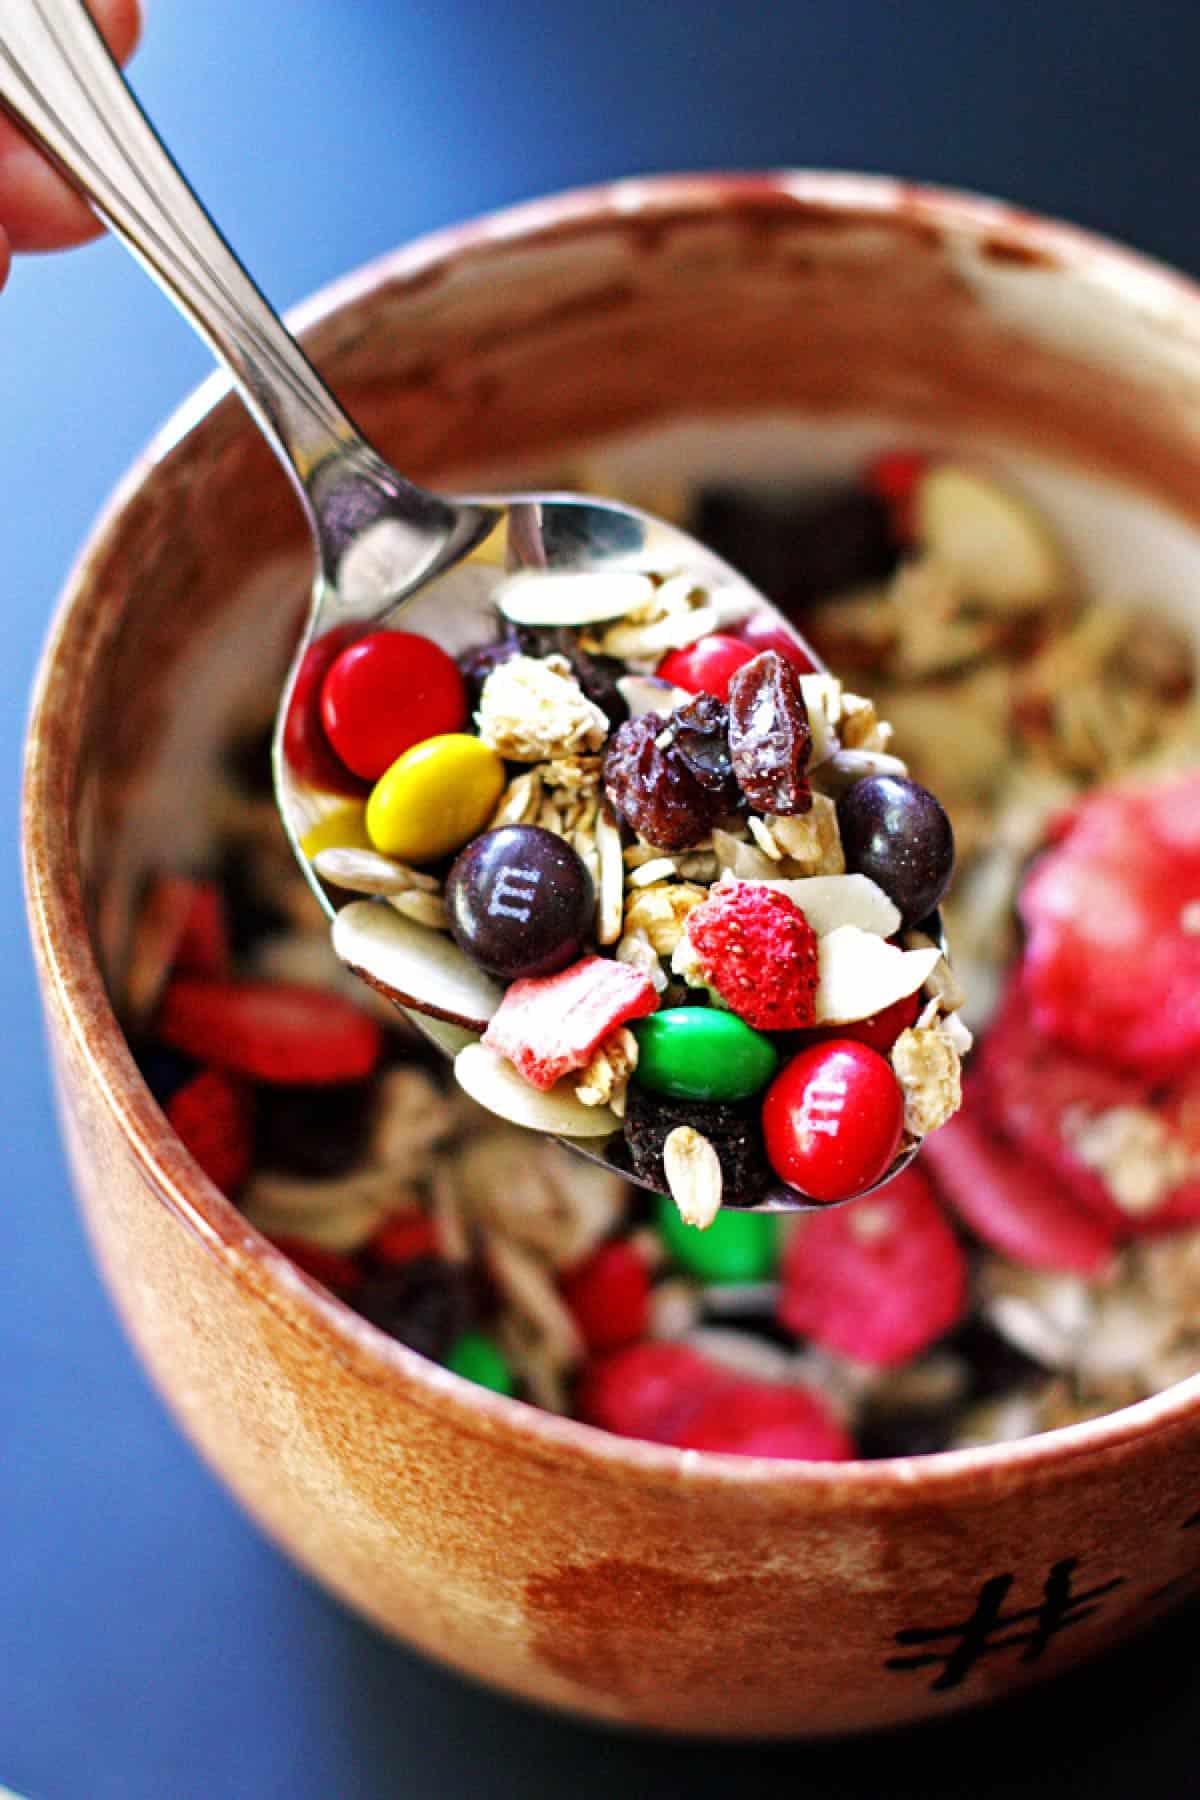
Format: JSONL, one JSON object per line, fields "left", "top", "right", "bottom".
{"left": 731, "top": 611, "right": 817, "bottom": 673}
{"left": 320, "top": 630, "right": 466, "bottom": 781}
{"left": 864, "top": 450, "right": 929, "bottom": 544}
{"left": 657, "top": 634, "right": 758, "bottom": 700}
{"left": 282, "top": 625, "right": 371, "bottom": 796}
{"left": 792, "top": 991, "right": 920, "bottom": 1060}
{"left": 761, "top": 1040, "right": 905, "bottom": 1204}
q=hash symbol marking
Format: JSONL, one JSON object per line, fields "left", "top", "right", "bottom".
{"left": 886, "top": 1559, "right": 1124, "bottom": 1691}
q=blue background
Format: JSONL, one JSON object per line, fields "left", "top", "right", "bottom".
{"left": 7, "top": 2, "right": 1200, "bottom": 1794}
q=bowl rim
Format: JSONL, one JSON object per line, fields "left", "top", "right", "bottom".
{"left": 24, "top": 166, "right": 1200, "bottom": 1498}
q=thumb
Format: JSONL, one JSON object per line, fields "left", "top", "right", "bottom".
{"left": 0, "top": 0, "right": 142, "bottom": 253}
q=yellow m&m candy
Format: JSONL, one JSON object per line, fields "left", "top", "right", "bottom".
{"left": 366, "top": 734, "right": 506, "bottom": 863}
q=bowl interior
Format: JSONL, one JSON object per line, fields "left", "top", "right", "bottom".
{"left": 38, "top": 172, "right": 1200, "bottom": 1409}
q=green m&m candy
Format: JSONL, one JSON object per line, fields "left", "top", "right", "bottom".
{"left": 632, "top": 1008, "right": 779, "bottom": 1103}
{"left": 654, "top": 1193, "right": 779, "bottom": 1284}
{"left": 446, "top": 1330, "right": 516, "bottom": 1395}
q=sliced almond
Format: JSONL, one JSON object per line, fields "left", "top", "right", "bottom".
{"left": 914, "top": 464, "right": 1070, "bottom": 610}
{"left": 627, "top": 856, "right": 679, "bottom": 888}
{"left": 744, "top": 873, "right": 901, "bottom": 937}
{"left": 332, "top": 901, "right": 503, "bottom": 1030}
{"left": 453, "top": 1042, "right": 620, "bottom": 1138}
{"left": 616, "top": 673, "right": 693, "bottom": 717}
{"left": 711, "top": 827, "right": 783, "bottom": 882}
{"left": 495, "top": 568, "right": 655, "bottom": 627}
{"left": 816, "top": 748, "right": 910, "bottom": 796}
{"left": 600, "top": 604, "right": 721, "bottom": 661}
{"left": 595, "top": 804, "right": 626, "bottom": 946}
{"left": 798, "top": 674, "right": 843, "bottom": 764}
{"left": 814, "top": 925, "right": 941, "bottom": 1024}
{"left": 389, "top": 891, "right": 450, "bottom": 931}
{"left": 314, "top": 846, "right": 439, "bottom": 895}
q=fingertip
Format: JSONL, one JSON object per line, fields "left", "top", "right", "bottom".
{"left": 95, "top": 0, "right": 142, "bottom": 64}
{"left": 0, "top": 142, "right": 104, "bottom": 251}
{"left": 0, "top": 0, "right": 142, "bottom": 252}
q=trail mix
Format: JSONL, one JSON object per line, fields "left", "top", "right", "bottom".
{"left": 125, "top": 452, "right": 1200, "bottom": 1457}
{"left": 287, "top": 526, "right": 966, "bottom": 1216}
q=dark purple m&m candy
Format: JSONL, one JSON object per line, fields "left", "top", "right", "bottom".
{"left": 836, "top": 774, "right": 955, "bottom": 929}
{"left": 446, "top": 825, "right": 594, "bottom": 980}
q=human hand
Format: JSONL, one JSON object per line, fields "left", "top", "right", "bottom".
{"left": 0, "top": 0, "right": 140, "bottom": 288}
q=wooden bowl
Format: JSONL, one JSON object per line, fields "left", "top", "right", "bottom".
{"left": 23, "top": 173, "right": 1200, "bottom": 1737}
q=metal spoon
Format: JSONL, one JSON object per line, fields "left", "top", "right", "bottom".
{"left": 1, "top": 0, "right": 944, "bottom": 1210}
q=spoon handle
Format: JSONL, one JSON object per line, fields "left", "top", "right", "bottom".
{"left": 0, "top": 0, "right": 463, "bottom": 580}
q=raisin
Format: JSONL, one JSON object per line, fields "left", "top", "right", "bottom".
{"left": 623, "top": 1085, "right": 770, "bottom": 1203}
{"left": 603, "top": 711, "right": 724, "bottom": 850}
{"left": 355, "top": 1256, "right": 479, "bottom": 1360}
{"left": 670, "top": 693, "right": 741, "bottom": 809}
{"left": 515, "top": 625, "right": 628, "bottom": 729}
{"left": 458, "top": 635, "right": 520, "bottom": 712}
{"left": 727, "top": 651, "right": 812, "bottom": 816}
{"left": 856, "top": 1409, "right": 956, "bottom": 1460}
{"left": 134, "top": 1042, "right": 198, "bottom": 1107}
{"left": 951, "top": 1319, "right": 1044, "bottom": 1401}
{"left": 218, "top": 843, "right": 289, "bottom": 955}
{"left": 254, "top": 1078, "right": 376, "bottom": 1179}
{"left": 224, "top": 721, "right": 276, "bottom": 797}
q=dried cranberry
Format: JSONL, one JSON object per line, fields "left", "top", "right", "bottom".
{"left": 603, "top": 711, "right": 724, "bottom": 850}
{"left": 670, "top": 693, "right": 741, "bottom": 809}
{"left": 726, "top": 651, "right": 812, "bottom": 816}
{"left": 515, "top": 625, "right": 628, "bottom": 728}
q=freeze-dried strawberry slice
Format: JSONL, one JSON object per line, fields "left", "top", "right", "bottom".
{"left": 685, "top": 881, "right": 819, "bottom": 1030}
{"left": 921, "top": 1111, "right": 1117, "bottom": 1276}
{"left": 971, "top": 977, "right": 1147, "bottom": 1232}
{"left": 575, "top": 1341, "right": 733, "bottom": 1444}
{"left": 173, "top": 879, "right": 231, "bottom": 979}
{"left": 1128, "top": 1068, "right": 1200, "bottom": 1236}
{"left": 158, "top": 978, "right": 383, "bottom": 1084}
{"left": 969, "top": 978, "right": 1200, "bottom": 1241}
{"left": 575, "top": 1341, "right": 852, "bottom": 1459}
{"left": 1020, "top": 772, "right": 1200, "bottom": 1078}
{"left": 562, "top": 1242, "right": 651, "bottom": 1352}
{"left": 481, "top": 957, "right": 658, "bottom": 1091}
{"left": 672, "top": 1382, "right": 853, "bottom": 1460}
{"left": 165, "top": 1066, "right": 254, "bottom": 1196}
{"left": 777, "top": 1164, "right": 967, "bottom": 1365}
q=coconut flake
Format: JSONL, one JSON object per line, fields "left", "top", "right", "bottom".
{"left": 813, "top": 926, "right": 941, "bottom": 1024}
{"left": 454, "top": 1042, "right": 620, "bottom": 1137}
{"left": 741, "top": 873, "right": 901, "bottom": 937}
{"left": 495, "top": 568, "right": 655, "bottom": 626}
{"left": 914, "top": 463, "right": 1070, "bottom": 611}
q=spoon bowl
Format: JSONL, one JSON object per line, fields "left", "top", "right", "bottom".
{"left": 275, "top": 490, "right": 943, "bottom": 1211}
{"left": 1, "top": 0, "right": 945, "bottom": 1211}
